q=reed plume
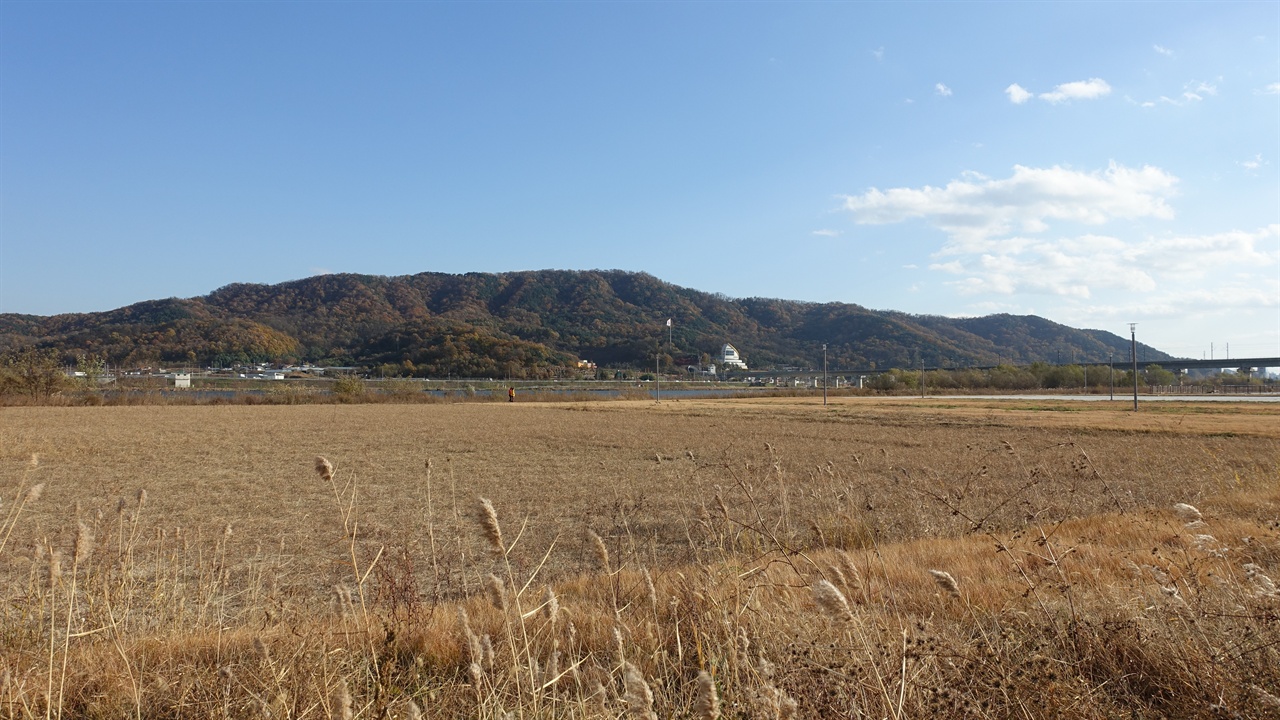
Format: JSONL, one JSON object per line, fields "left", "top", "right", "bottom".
{"left": 929, "top": 569, "right": 960, "bottom": 598}
{"left": 485, "top": 573, "right": 508, "bottom": 612}
{"left": 1173, "top": 502, "right": 1203, "bottom": 522}
{"left": 332, "top": 679, "right": 353, "bottom": 720}
{"left": 623, "top": 662, "right": 658, "bottom": 720}
{"left": 588, "top": 529, "right": 610, "bottom": 573}
{"left": 812, "top": 579, "right": 852, "bottom": 620}
{"left": 693, "top": 670, "right": 720, "bottom": 720}
{"left": 542, "top": 586, "right": 560, "bottom": 625}
{"left": 315, "top": 456, "right": 335, "bottom": 484}
{"left": 477, "top": 497, "right": 505, "bottom": 555}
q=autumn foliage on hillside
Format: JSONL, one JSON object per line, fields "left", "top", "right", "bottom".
{"left": 0, "top": 270, "right": 1170, "bottom": 373}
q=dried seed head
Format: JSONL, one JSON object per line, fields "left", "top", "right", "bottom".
{"left": 47, "top": 550, "right": 62, "bottom": 589}
{"left": 812, "top": 579, "right": 852, "bottom": 619}
{"left": 73, "top": 522, "right": 93, "bottom": 564}
{"left": 588, "top": 530, "right": 610, "bottom": 573}
{"left": 1173, "top": 503, "right": 1203, "bottom": 522}
{"left": 622, "top": 662, "right": 658, "bottom": 720}
{"left": 485, "top": 573, "right": 508, "bottom": 612}
{"left": 477, "top": 498, "right": 504, "bottom": 554}
{"left": 406, "top": 700, "right": 424, "bottom": 720}
{"left": 136, "top": 488, "right": 148, "bottom": 507}
{"left": 315, "top": 457, "right": 334, "bottom": 483}
{"left": 28, "top": 453, "right": 40, "bottom": 470}
{"left": 542, "top": 586, "right": 560, "bottom": 624}
{"left": 693, "top": 670, "right": 720, "bottom": 720}
{"left": 929, "top": 569, "right": 960, "bottom": 597}
{"left": 332, "top": 680, "right": 353, "bottom": 720}
{"left": 481, "top": 634, "right": 495, "bottom": 668}
{"left": 643, "top": 568, "right": 658, "bottom": 609}
{"left": 613, "top": 626, "right": 626, "bottom": 663}
{"left": 24, "top": 483, "right": 44, "bottom": 504}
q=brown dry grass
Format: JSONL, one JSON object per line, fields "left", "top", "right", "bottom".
{"left": 1, "top": 397, "right": 1278, "bottom": 718}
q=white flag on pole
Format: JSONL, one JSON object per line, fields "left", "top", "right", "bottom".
{"left": 666, "top": 318, "right": 672, "bottom": 327}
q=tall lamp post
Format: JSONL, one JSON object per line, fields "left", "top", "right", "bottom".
{"left": 1130, "top": 323, "right": 1139, "bottom": 411}
{"left": 822, "top": 343, "right": 828, "bottom": 406}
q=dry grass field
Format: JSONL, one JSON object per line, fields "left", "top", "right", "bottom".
{"left": 2, "top": 396, "right": 1278, "bottom": 719}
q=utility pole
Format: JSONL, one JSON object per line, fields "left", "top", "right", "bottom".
{"left": 1109, "top": 351, "right": 1114, "bottom": 401}
{"left": 822, "top": 343, "right": 828, "bottom": 406}
{"left": 1130, "top": 323, "right": 1139, "bottom": 411}
{"left": 655, "top": 352, "right": 660, "bottom": 404}
{"left": 919, "top": 352, "right": 926, "bottom": 399}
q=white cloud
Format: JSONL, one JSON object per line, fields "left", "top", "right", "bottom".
{"left": 812, "top": 229, "right": 840, "bottom": 237}
{"left": 1005, "top": 83, "right": 1032, "bottom": 104}
{"left": 871, "top": 47, "right": 884, "bottom": 61}
{"left": 841, "top": 166, "right": 1278, "bottom": 346}
{"left": 935, "top": 83, "right": 952, "bottom": 97}
{"left": 1154, "top": 44, "right": 1174, "bottom": 56}
{"left": 1038, "top": 78, "right": 1112, "bottom": 103}
{"left": 1258, "top": 82, "right": 1280, "bottom": 95}
{"left": 842, "top": 162, "right": 1178, "bottom": 244}
{"left": 1241, "top": 154, "right": 1266, "bottom": 172}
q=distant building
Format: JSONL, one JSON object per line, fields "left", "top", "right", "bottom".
{"left": 720, "top": 344, "right": 748, "bottom": 370}
{"left": 173, "top": 373, "right": 191, "bottom": 388}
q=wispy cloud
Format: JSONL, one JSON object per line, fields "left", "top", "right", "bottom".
{"left": 1258, "top": 82, "right": 1280, "bottom": 95}
{"left": 843, "top": 162, "right": 1177, "bottom": 244}
{"left": 1240, "top": 154, "right": 1266, "bottom": 172}
{"left": 935, "top": 83, "right": 952, "bottom": 97}
{"left": 1154, "top": 44, "right": 1174, "bottom": 56}
{"left": 871, "top": 47, "right": 884, "bottom": 61}
{"left": 1006, "top": 78, "right": 1111, "bottom": 104}
{"left": 1038, "top": 78, "right": 1112, "bottom": 103}
{"left": 812, "top": 229, "right": 841, "bottom": 237}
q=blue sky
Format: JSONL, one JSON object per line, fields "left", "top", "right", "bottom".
{"left": 2, "top": 1, "right": 1277, "bottom": 359}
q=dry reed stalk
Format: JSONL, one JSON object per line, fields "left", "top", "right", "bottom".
{"left": 812, "top": 579, "right": 853, "bottom": 620}
{"left": 477, "top": 497, "right": 505, "bottom": 555}
{"left": 693, "top": 670, "right": 720, "bottom": 720}
{"left": 622, "top": 662, "right": 658, "bottom": 720}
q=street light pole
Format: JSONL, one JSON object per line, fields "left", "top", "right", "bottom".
{"left": 823, "top": 343, "right": 828, "bottom": 406}
{"left": 1130, "top": 323, "right": 1139, "bottom": 411}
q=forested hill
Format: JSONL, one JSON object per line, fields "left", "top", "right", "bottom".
{"left": 0, "top": 270, "right": 1172, "bottom": 376}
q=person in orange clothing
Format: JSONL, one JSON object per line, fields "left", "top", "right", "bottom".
{"left": 508, "top": 387, "right": 516, "bottom": 403}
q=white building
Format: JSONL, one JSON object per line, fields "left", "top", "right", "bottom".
{"left": 720, "top": 343, "right": 748, "bottom": 370}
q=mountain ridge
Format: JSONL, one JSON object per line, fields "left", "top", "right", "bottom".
{"left": 0, "top": 269, "right": 1173, "bottom": 375}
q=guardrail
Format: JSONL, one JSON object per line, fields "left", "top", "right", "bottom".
{"left": 1149, "top": 385, "right": 1278, "bottom": 395}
